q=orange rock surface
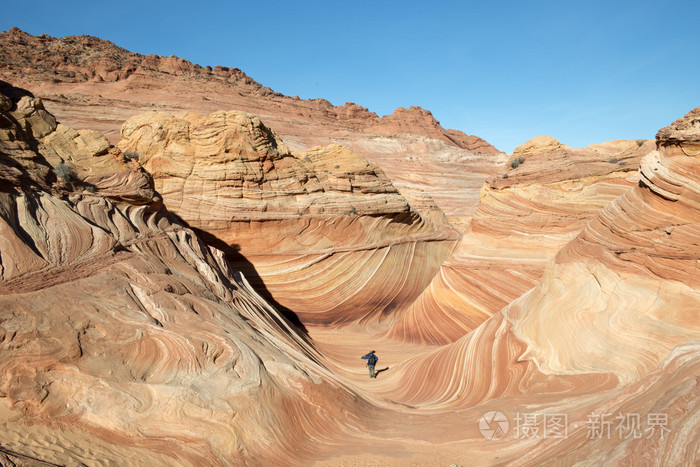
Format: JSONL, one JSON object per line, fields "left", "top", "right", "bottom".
{"left": 0, "top": 82, "right": 377, "bottom": 464}
{"left": 116, "top": 109, "right": 460, "bottom": 324}
{"left": 1, "top": 41, "right": 699, "bottom": 464}
{"left": 387, "top": 137, "right": 654, "bottom": 344}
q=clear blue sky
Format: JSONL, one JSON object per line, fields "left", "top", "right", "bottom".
{"left": 3, "top": 0, "right": 699, "bottom": 153}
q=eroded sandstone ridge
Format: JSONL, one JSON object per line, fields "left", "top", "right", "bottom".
{"left": 0, "top": 27, "right": 506, "bottom": 230}
{"left": 369, "top": 110, "right": 700, "bottom": 465}
{"left": 387, "top": 136, "right": 654, "bottom": 343}
{"left": 117, "top": 110, "right": 459, "bottom": 324}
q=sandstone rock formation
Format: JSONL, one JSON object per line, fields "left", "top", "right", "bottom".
{"left": 0, "top": 81, "right": 375, "bottom": 465}
{"left": 387, "top": 136, "right": 654, "bottom": 344}
{"left": 511, "top": 110, "right": 700, "bottom": 381}
{"left": 1, "top": 35, "right": 699, "bottom": 465}
{"left": 117, "top": 110, "right": 460, "bottom": 324}
{"left": 362, "top": 109, "right": 699, "bottom": 464}
{"left": 0, "top": 28, "right": 505, "bottom": 230}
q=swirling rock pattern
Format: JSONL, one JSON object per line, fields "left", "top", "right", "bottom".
{"left": 387, "top": 137, "right": 653, "bottom": 344}
{"left": 2, "top": 79, "right": 699, "bottom": 465}
{"left": 0, "top": 83, "right": 377, "bottom": 465}
{"left": 512, "top": 111, "right": 700, "bottom": 383}
{"left": 118, "top": 110, "right": 460, "bottom": 323}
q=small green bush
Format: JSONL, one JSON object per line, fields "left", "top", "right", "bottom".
{"left": 510, "top": 159, "right": 520, "bottom": 169}
{"left": 518, "top": 156, "right": 525, "bottom": 164}
{"left": 124, "top": 151, "right": 139, "bottom": 161}
{"left": 503, "top": 173, "right": 509, "bottom": 179}
{"left": 304, "top": 156, "right": 312, "bottom": 163}
{"left": 636, "top": 140, "right": 644, "bottom": 147}
{"left": 609, "top": 158, "right": 619, "bottom": 164}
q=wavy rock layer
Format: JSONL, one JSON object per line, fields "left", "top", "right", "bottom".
{"left": 1, "top": 84, "right": 699, "bottom": 466}
{"left": 512, "top": 111, "right": 700, "bottom": 383}
{"left": 351, "top": 113, "right": 699, "bottom": 464}
{"left": 0, "top": 82, "right": 379, "bottom": 465}
{"left": 118, "top": 110, "right": 460, "bottom": 324}
{"left": 387, "top": 138, "right": 653, "bottom": 344}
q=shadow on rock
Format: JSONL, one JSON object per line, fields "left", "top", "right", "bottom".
{"left": 167, "top": 212, "right": 310, "bottom": 340}
{"left": 374, "top": 367, "right": 390, "bottom": 378}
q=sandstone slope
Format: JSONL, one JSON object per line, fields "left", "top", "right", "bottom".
{"left": 387, "top": 136, "right": 654, "bottom": 344}
{"left": 1, "top": 80, "right": 698, "bottom": 467}
{"left": 352, "top": 109, "right": 700, "bottom": 465}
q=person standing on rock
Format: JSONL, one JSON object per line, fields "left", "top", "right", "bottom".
{"left": 361, "top": 350, "right": 378, "bottom": 378}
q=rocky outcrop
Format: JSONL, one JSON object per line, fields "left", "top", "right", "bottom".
{"left": 385, "top": 108, "right": 700, "bottom": 397}
{"left": 511, "top": 109, "right": 700, "bottom": 382}
{"left": 0, "top": 81, "right": 379, "bottom": 465}
{"left": 1, "top": 82, "right": 698, "bottom": 466}
{"left": 0, "top": 28, "right": 504, "bottom": 229}
{"left": 118, "top": 110, "right": 460, "bottom": 324}
{"left": 362, "top": 111, "right": 700, "bottom": 465}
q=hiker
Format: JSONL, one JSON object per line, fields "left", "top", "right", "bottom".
{"left": 361, "top": 350, "right": 378, "bottom": 378}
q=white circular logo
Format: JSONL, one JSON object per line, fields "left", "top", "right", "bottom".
{"left": 479, "top": 411, "right": 509, "bottom": 440}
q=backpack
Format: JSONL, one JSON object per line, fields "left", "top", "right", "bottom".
{"left": 368, "top": 354, "right": 378, "bottom": 365}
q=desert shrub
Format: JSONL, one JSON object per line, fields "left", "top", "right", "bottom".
{"left": 54, "top": 161, "right": 75, "bottom": 181}
{"left": 609, "top": 158, "right": 619, "bottom": 164}
{"left": 510, "top": 159, "right": 520, "bottom": 169}
{"left": 124, "top": 151, "right": 139, "bottom": 161}
{"left": 503, "top": 173, "right": 509, "bottom": 179}
{"left": 518, "top": 156, "right": 525, "bottom": 164}
{"left": 304, "top": 156, "right": 312, "bottom": 163}
{"left": 350, "top": 206, "right": 358, "bottom": 215}
{"left": 636, "top": 140, "right": 644, "bottom": 147}
{"left": 618, "top": 161, "right": 626, "bottom": 166}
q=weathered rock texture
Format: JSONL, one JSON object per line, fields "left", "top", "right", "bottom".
{"left": 364, "top": 110, "right": 700, "bottom": 465}
{"left": 511, "top": 110, "right": 700, "bottom": 382}
{"left": 0, "top": 81, "right": 377, "bottom": 465}
{"left": 387, "top": 137, "right": 654, "bottom": 344}
{"left": 117, "top": 110, "right": 460, "bottom": 324}
{"left": 0, "top": 27, "right": 506, "bottom": 230}
{"left": 1, "top": 39, "right": 699, "bottom": 465}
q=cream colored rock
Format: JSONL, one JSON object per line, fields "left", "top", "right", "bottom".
{"left": 512, "top": 135, "right": 564, "bottom": 156}
{"left": 0, "top": 29, "right": 504, "bottom": 230}
{"left": 119, "top": 110, "right": 460, "bottom": 323}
